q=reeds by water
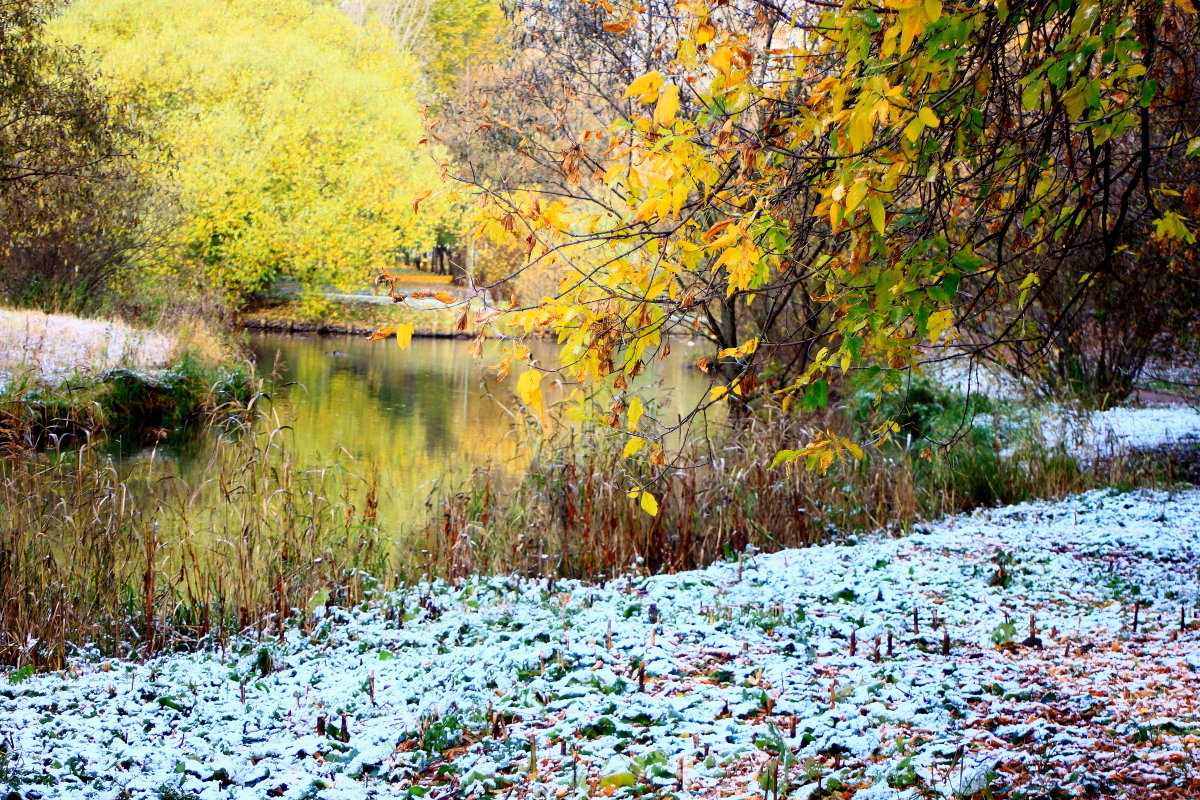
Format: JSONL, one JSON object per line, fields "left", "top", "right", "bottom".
{"left": 1, "top": 373, "right": 1180, "bottom": 670}
{"left": 0, "top": 422, "right": 385, "bottom": 668}
{"left": 420, "top": 403, "right": 1166, "bottom": 582}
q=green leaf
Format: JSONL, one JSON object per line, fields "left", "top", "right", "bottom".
{"left": 769, "top": 450, "right": 801, "bottom": 469}
{"left": 1047, "top": 60, "right": 1069, "bottom": 88}
{"left": 802, "top": 379, "right": 828, "bottom": 411}
{"left": 1139, "top": 78, "right": 1159, "bottom": 108}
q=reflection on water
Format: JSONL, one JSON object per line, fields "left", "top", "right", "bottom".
{"left": 150, "top": 331, "right": 713, "bottom": 540}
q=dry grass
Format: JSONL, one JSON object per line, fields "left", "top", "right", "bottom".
{"left": 0, "top": 422, "right": 385, "bottom": 668}
{"left": 0, "top": 368, "right": 1178, "bottom": 670}
{"left": 421, "top": 404, "right": 1168, "bottom": 582}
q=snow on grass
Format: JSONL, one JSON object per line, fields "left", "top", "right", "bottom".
{"left": 993, "top": 401, "right": 1200, "bottom": 464}
{"left": 1084, "top": 405, "right": 1200, "bottom": 451}
{"left": 922, "top": 357, "right": 1027, "bottom": 402}
{"left": 0, "top": 308, "right": 175, "bottom": 387}
{"left": 2, "top": 488, "right": 1199, "bottom": 799}
{"left": 922, "top": 356, "right": 1200, "bottom": 459}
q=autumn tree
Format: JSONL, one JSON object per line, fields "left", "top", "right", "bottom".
{"left": 0, "top": 0, "right": 150, "bottom": 314}
{"left": 339, "top": 0, "right": 507, "bottom": 97}
{"left": 54, "top": 0, "right": 457, "bottom": 306}
{"left": 452, "top": 0, "right": 1200, "bottom": 481}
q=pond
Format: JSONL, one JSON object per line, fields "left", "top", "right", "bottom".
{"left": 132, "top": 331, "right": 714, "bottom": 544}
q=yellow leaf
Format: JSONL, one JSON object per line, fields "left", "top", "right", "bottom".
{"left": 898, "top": 9, "right": 924, "bottom": 54}
{"left": 517, "top": 369, "right": 544, "bottom": 412}
{"left": 708, "top": 47, "right": 733, "bottom": 79}
{"left": 868, "top": 197, "right": 887, "bottom": 234}
{"left": 926, "top": 308, "right": 955, "bottom": 344}
{"left": 395, "top": 323, "right": 414, "bottom": 349}
{"left": 669, "top": 180, "right": 690, "bottom": 217}
{"left": 918, "top": 107, "right": 940, "bottom": 127}
{"left": 623, "top": 437, "right": 646, "bottom": 458}
{"left": 654, "top": 84, "right": 681, "bottom": 127}
{"left": 881, "top": 24, "right": 899, "bottom": 59}
{"left": 627, "top": 396, "right": 644, "bottom": 431}
{"left": 845, "top": 182, "right": 868, "bottom": 214}
{"left": 624, "top": 71, "right": 664, "bottom": 104}
{"left": 639, "top": 490, "right": 659, "bottom": 517}
{"left": 1017, "top": 271, "right": 1040, "bottom": 307}
{"left": 847, "top": 110, "right": 874, "bottom": 152}
{"left": 900, "top": 117, "right": 922, "bottom": 143}
{"left": 717, "top": 337, "right": 759, "bottom": 359}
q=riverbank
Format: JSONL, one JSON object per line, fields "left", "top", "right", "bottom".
{"left": 237, "top": 289, "right": 485, "bottom": 338}
{"left": 2, "top": 487, "right": 1197, "bottom": 799}
{"left": 0, "top": 308, "right": 176, "bottom": 385}
{"left": 0, "top": 307, "right": 254, "bottom": 447}
{"left": 239, "top": 299, "right": 469, "bottom": 337}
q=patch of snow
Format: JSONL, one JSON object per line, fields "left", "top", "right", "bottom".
{"left": 0, "top": 308, "right": 176, "bottom": 387}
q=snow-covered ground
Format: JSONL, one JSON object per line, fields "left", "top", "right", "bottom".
{"left": 923, "top": 356, "right": 1200, "bottom": 459}
{"left": 1057, "top": 404, "right": 1200, "bottom": 455}
{"left": 3, "top": 488, "right": 1198, "bottom": 799}
{"left": 0, "top": 308, "right": 175, "bottom": 388}
{"left": 922, "top": 358, "right": 1028, "bottom": 402}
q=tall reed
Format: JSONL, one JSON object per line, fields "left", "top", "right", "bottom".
{"left": 420, "top": 399, "right": 1171, "bottom": 581}
{"left": 0, "top": 422, "right": 385, "bottom": 668}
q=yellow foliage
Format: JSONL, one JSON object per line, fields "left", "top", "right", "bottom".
{"left": 625, "top": 71, "right": 664, "bottom": 104}
{"left": 517, "top": 368, "right": 545, "bottom": 420}
{"left": 53, "top": 0, "right": 454, "bottom": 302}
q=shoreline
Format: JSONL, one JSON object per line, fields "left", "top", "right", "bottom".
{"left": 0, "top": 307, "right": 255, "bottom": 448}
{"left": 237, "top": 314, "right": 477, "bottom": 339}
{"left": 236, "top": 298, "right": 482, "bottom": 340}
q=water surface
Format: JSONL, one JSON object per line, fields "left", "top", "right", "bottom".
{"left": 178, "top": 331, "right": 714, "bottom": 540}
